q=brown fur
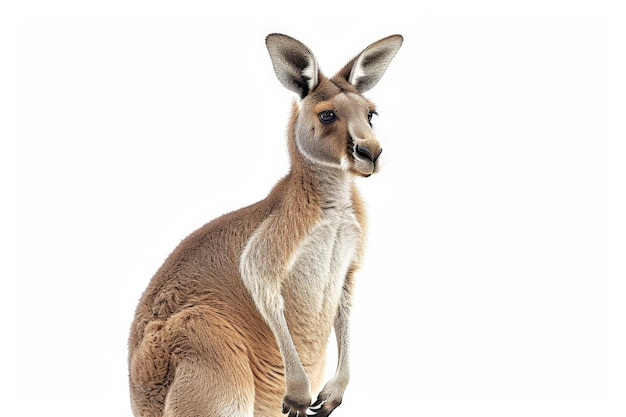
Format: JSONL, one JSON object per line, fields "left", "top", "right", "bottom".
{"left": 129, "top": 33, "right": 402, "bottom": 417}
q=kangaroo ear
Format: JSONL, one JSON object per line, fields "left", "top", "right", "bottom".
{"left": 339, "top": 35, "right": 403, "bottom": 93}
{"left": 266, "top": 33, "right": 319, "bottom": 99}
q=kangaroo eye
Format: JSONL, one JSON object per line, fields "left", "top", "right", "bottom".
{"left": 319, "top": 110, "right": 337, "bottom": 124}
{"left": 367, "top": 110, "right": 378, "bottom": 123}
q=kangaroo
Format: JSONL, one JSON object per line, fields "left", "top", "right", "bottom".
{"left": 128, "top": 33, "right": 402, "bottom": 417}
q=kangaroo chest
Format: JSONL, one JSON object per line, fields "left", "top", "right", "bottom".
{"left": 285, "top": 206, "right": 361, "bottom": 314}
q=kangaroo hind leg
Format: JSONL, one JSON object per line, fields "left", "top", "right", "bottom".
{"left": 163, "top": 358, "right": 254, "bottom": 417}
{"left": 163, "top": 307, "right": 255, "bottom": 417}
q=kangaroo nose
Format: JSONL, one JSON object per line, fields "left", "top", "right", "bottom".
{"left": 355, "top": 144, "right": 382, "bottom": 162}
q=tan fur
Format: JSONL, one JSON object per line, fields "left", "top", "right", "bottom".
{"left": 129, "top": 33, "right": 402, "bottom": 417}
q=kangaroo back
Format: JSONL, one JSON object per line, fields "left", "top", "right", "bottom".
{"left": 128, "top": 33, "right": 402, "bottom": 417}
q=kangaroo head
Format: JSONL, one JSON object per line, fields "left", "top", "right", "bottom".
{"left": 266, "top": 34, "right": 402, "bottom": 177}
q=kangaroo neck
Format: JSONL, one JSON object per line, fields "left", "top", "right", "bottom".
{"left": 289, "top": 158, "right": 354, "bottom": 211}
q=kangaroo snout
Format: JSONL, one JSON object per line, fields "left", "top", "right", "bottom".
{"left": 351, "top": 138, "right": 383, "bottom": 177}
{"left": 355, "top": 144, "right": 382, "bottom": 163}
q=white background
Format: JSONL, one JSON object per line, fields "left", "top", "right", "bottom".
{"left": 3, "top": 1, "right": 625, "bottom": 416}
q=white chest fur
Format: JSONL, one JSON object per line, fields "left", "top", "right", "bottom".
{"left": 286, "top": 205, "right": 361, "bottom": 314}
{"left": 239, "top": 173, "right": 362, "bottom": 323}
